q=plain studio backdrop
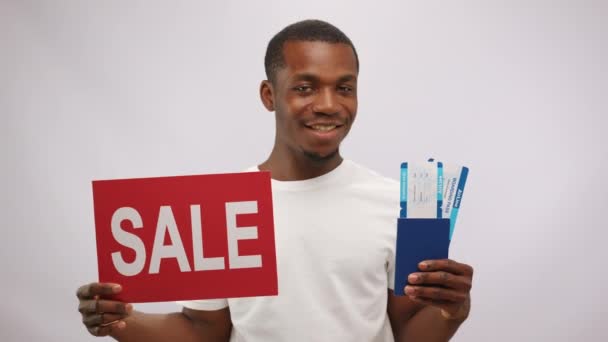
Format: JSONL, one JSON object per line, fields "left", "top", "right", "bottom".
{"left": 1, "top": 1, "right": 607, "bottom": 341}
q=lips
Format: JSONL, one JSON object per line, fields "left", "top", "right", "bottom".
{"left": 302, "top": 122, "right": 345, "bottom": 145}
{"left": 305, "top": 122, "right": 344, "bottom": 132}
{"left": 310, "top": 124, "right": 337, "bottom": 131}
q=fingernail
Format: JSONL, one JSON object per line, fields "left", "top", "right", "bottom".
{"left": 408, "top": 274, "right": 419, "bottom": 283}
{"left": 117, "top": 321, "right": 126, "bottom": 329}
{"left": 405, "top": 286, "right": 415, "bottom": 295}
{"left": 112, "top": 285, "right": 122, "bottom": 293}
{"left": 126, "top": 304, "right": 133, "bottom": 313}
{"left": 419, "top": 262, "right": 429, "bottom": 270}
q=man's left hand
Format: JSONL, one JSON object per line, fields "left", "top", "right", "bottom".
{"left": 404, "top": 259, "right": 473, "bottom": 321}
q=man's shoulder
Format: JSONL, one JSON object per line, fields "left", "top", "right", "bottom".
{"left": 344, "top": 161, "right": 400, "bottom": 215}
{"left": 346, "top": 160, "right": 399, "bottom": 198}
{"left": 347, "top": 160, "right": 399, "bottom": 187}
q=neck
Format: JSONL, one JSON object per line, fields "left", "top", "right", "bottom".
{"left": 258, "top": 144, "right": 343, "bottom": 181}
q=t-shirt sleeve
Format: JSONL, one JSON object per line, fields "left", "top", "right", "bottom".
{"left": 177, "top": 298, "right": 229, "bottom": 311}
{"left": 387, "top": 250, "right": 396, "bottom": 290}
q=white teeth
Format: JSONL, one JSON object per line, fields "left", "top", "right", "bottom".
{"left": 311, "top": 125, "right": 336, "bottom": 131}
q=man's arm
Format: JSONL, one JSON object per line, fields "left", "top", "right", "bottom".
{"left": 388, "top": 290, "right": 469, "bottom": 341}
{"left": 387, "top": 259, "right": 473, "bottom": 341}
{"left": 109, "top": 307, "right": 232, "bottom": 342}
{"left": 77, "top": 282, "right": 232, "bottom": 342}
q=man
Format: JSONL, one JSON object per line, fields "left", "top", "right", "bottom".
{"left": 77, "top": 20, "right": 473, "bottom": 341}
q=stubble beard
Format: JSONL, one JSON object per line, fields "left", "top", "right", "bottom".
{"left": 302, "top": 148, "right": 340, "bottom": 162}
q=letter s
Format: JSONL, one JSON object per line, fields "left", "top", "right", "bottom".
{"left": 111, "top": 207, "right": 146, "bottom": 276}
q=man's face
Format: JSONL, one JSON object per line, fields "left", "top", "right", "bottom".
{"left": 267, "top": 41, "right": 358, "bottom": 161}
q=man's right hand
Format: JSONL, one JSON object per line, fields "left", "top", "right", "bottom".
{"left": 76, "top": 282, "right": 132, "bottom": 337}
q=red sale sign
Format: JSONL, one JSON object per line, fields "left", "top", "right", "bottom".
{"left": 92, "top": 171, "right": 277, "bottom": 303}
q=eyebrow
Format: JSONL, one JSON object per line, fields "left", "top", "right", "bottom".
{"left": 337, "top": 74, "right": 357, "bottom": 83}
{"left": 291, "top": 73, "right": 357, "bottom": 83}
{"left": 291, "top": 73, "right": 319, "bottom": 82}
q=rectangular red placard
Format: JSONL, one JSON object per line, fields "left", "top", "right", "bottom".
{"left": 92, "top": 171, "right": 277, "bottom": 303}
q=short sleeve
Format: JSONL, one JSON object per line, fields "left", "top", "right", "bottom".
{"left": 387, "top": 243, "right": 396, "bottom": 290}
{"left": 177, "top": 298, "right": 229, "bottom": 311}
{"left": 387, "top": 262, "right": 395, "bottom": 290}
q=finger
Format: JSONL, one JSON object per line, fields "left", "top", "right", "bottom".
{"left": 82, "top": 313, "right": 126, "bottom": 328}
{"left": 79, "top": 299, "right": 132, "bottom": 315}
{"left": 409, "top": 296, "right": 452, "bottom": 307}
{"left": 418, "top": 259, "right": 474, "bottom": 276}
{"left": 408, "top": 296, "right": 455, "bottom": 312}
{"left": 408, "top": 272, "right": 472, "bottom": 291}
{"left": 76, "top": 283, "right": 122, "bottom": 299}
{"left": 87, "top": 320, "right": 126, "bottom": 337}
{"left": 404, "top": 285, "right": 468, "bottom": 303}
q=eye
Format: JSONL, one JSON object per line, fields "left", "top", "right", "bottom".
{"left": 338, "top": 85, "right": 354, "bottom": 93}
{"left": 293, "top": 85, "right": 313, "bottom": 93}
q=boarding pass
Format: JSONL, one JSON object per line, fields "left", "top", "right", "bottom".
{"left": 400, "top": 160, "right": 469, "bottom": 239}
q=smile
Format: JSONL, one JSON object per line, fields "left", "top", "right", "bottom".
{"left": 310, "top": 124, "right": 337, "bottom": 132}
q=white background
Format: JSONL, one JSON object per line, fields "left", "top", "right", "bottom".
{"left": 1, "top": 1, "right": 607, "bottom": 341}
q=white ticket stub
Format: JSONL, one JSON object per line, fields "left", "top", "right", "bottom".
{"left": 405, "top": 162, "right": 438, "bottom": 218}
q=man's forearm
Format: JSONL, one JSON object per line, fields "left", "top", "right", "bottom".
{"left": 397, "top": 306, "right": 467, "bottom": 342}
{"left": 109, "top": 311, "right": 225, "bottom": 342}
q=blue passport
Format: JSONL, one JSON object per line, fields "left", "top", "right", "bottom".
{"left": 394, "top": 218, "right": 451, "bottom": 296}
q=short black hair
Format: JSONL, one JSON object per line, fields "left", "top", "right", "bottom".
{"left": 264, "top": 19, "right": 359, "bottom": 83}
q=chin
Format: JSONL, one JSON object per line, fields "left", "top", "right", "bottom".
{"left": 302, "top": 148, "right": 339, "bottom": 162}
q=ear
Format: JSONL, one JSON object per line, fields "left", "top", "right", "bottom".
{"left": 259, "top": 80, "right": 275, "bottom": 111}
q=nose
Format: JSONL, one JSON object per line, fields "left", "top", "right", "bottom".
{"left": 312, "top": 88, "right": 339, "bottom": 115}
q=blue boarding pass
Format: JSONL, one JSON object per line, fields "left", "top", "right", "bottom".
{"left": 400, "top": 161, "right": 440, "bottom": 219}
{"left": 400, "top": 163, "right": 408, "bottom": 218}
{"left": 437, "top": 162, "right": 443, "bottom": 219}
{"left": 441, "top": 164, "right": 469, "bottom": 239}
{"left": 400, "top": 160, "right": 469, "bottom": 239}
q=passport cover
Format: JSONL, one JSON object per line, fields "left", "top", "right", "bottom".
{"left": 394, "top": 218, "right": 451, "bottom": 295}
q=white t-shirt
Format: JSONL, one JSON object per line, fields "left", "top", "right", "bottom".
{"left": 179, "top": 160, "right": 399, "bottom": 341}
